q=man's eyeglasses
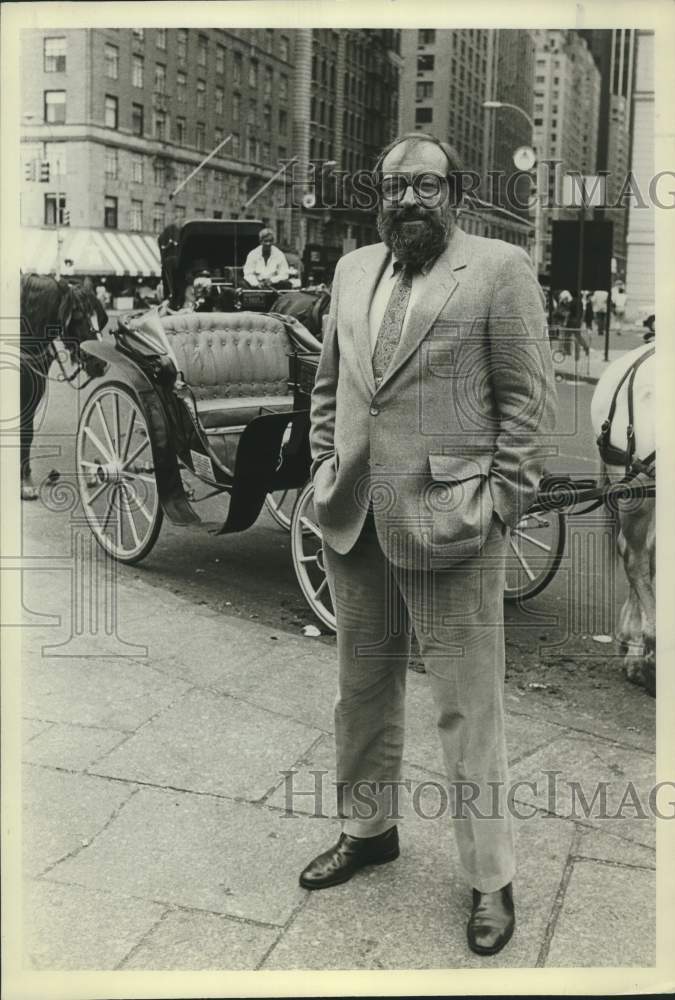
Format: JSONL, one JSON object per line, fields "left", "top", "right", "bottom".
{"left": 380, "top": 172, "right": 452, "bottom": 207}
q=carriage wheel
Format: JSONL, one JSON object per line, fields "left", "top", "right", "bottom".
{"left": 76, "top": 382, "right": 163, "bottom": 564}
{"left": 290, "top": 482, "right": 336, "bottom": 632}
{"left": 503, "top": 510, "right": 566, "bottom": 602}
{"left": 264, "top": 488, "right": 300, "bottom": 531}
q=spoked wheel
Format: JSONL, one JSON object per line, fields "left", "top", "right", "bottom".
{"left": 76, "top": 381, "right": 163, "bottom": 564}
{"left": 264, "top": 488, "right": 300, "bottom": 531}
{"left": 503, "top": 510, "right": 566, "bottom": 602}
{"left": 290, "top": 482, "right": 336, "bottom": 632}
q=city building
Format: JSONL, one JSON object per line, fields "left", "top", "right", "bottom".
{"left": 21, "top": 27, "right": 296, "bottom": 276}
{"left": 531, "top": 29, "right": 601, "bottom": 277}
{"left": 292, "top": 28, "right": 401, "bottom": 261}
{"left": 579, "top": 29, "right": 636, "bottom": 274}
{"left": 399, "top": 28, "right": 532, "bottom": 251}
{"left": 624, "top": 30, "right": 654, "bottom": 319}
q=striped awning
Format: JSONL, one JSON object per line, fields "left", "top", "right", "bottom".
{"left": 21, "top": 227, "right": 161, "bottom": 276}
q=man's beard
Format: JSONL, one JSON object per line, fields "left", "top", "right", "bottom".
{"left": 377, "top": 205, "right": 454, "bottom": 269}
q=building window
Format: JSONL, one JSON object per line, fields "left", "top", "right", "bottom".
{"left": 175, "top": 117, "right": 186, "bottom": 144}
{"left": 195, "top": 172, "right": 206, "bottom": 195}
{"left": 103, "top": 94, "right": 118, "bottom": 128}
{"left": 152, "top": 203, "right": 164, "bottom": 233}
{"left": 247, "top": 99, "right": 256, "bottom": 126}
{"left": 279, "top": 74, "right": 289, "bottom": 104}
{"left": 279, "top": 109, "right": 287, "bottom": 134}
{"left": 215, "top": 87, "right": 224, "bottom": 114}
{"left": 44, "top": 193, "right": 66, "bottom": 225}
{"left": 262, "top": 141, "right": 271, "bottom": 164}
{"left": 196, "top": 79, "right": 206, "bottom": 109}
{"left": 104, "top": 44, "right": 119, "bottom": 79}
{"left": 216, "top": 45, "right": 225, "bottom": 74}
{"left": 44, "top": 37, "right": 66, "bottom": 72}
{"left": 198, "top": 35, "right": 207, "bottom": 67}
{"left": 418, "top": 29, "right": 436, "bottom": 45}
{"left": 153, "top": 158, "right": 166, "bottom": 186}
{"left": 156, "top": 28, "right": 166, "bottom": 50}
{"left": 231, "top": 133, "right": 240, "bottom": 157}
{"left": 177, "top": 28, "right": 187, "bottom": 64}
{"left": 415, "top": 107, "right": 433, "bottom": 124}
{"left": 233, "top": 52, "right": 242, "bottom": 85}
{"left": 534, "top": 117, "right": 543, "bottom": 126}
{"left": 132, "top": 55, "right": 144, "bottom": 88}
{"left": 278, "top": 144, "right": 287, "bottom": 161}
{"left": 214, "top": 126, "right": 223, "bottom": 145}
{"left": 131, "top": 153, "right": 144, "bottom": 183}
{"left": 153, "top": 112, "right": 166, "bottom": 140}
{"left": 249, "top": 59, "right": 258, "bottom": 87}
{"left": 130, "top": 199, "right": 143, "bottom": 231}
{"left": 265, "top": 29, "right": 274, "bottom": 54}
{"left": 535, "top": 75, "right": 545, "bottom": 83}
{"left": 416, "top": 81, "right": 433, "bottom": 100}
{"left": 232, "top": 93, "right": 241, "bottom": 124}
{"left": 279, "top": 35, "right": 289, "bottom": 61}
{"left": 174, "top": 205, "right": 186, "bottom": 225}
{"left": 104, "top": 146, "right": 118, "bottom": 179}
{"left": 264, "top": 66, "right": 273, "bottom": 101}
{"left": 132, "top": 29, "right": 144, "bottom": 42}
{"left": 154, "top": 63, "right": 166, "bottom": 94}
{"left": 417, "top": 54, "right": 434, "bottom": 72}
{"left": 177, "top": 72, "right": 186, "bottom": 103}
{"left": 132, "top": 103, "right": 144, "bottom": 136}
{"left": 44, "top": 90, "right": 66, "bottom": 124}
{"left": 104, "top": 195, "right": 118, "bottom": 228}
{"left": 196, "top": 122, "right": 206, "bottom": 151}
{"left": 247, "top": 135, "right": 259, "bottom": 162}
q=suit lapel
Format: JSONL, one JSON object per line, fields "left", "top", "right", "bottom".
{"left": 351, "top": 243, "right": 389, "bottom": 394}
{"left": 380, "top": 227, "right": 468, "bottom": 390}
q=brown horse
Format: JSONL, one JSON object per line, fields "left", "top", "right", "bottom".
{"left": 20, "top": 273, "right": 108, "bottom": 499}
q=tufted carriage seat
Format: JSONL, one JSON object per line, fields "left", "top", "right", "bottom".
{"left": 160, "top": 311, "right": 295, "bottom": 428}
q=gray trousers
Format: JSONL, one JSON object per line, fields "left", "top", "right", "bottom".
{"left": 324, "top": 512, "right": 515, "bottom": 893}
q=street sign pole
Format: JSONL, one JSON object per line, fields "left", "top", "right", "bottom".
{"left": 605, "top": 286, "right": 612, "bottom": 362}
{"left": 576, "top": 190, "right": 585, "bottom": 331}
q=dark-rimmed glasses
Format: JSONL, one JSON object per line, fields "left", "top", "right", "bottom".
{"left": 380, "top": 171, "right": 449, "bottom": 207}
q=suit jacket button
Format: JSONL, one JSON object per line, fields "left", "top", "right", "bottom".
{"left": 370, "top": 405, "right": 379, "bottom": 416}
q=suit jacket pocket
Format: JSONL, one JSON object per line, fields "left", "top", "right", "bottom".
{"left": 425, "top": 453, "right": 494, "bottom": 548}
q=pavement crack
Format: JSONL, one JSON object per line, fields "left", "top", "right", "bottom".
{"left": 256, "top": 731, "right": 328, "bottom": 805}
{"left": 509, "top": 733, "right": 569, "bottom": 767}
{"left": 114, "top": 907, "right": 174, "bottom": 969}
{"left": 571, "top": 855, "right": 656, "bottom": 872}
{"left": 535, "top": 825, "right": 582, "bottom": 967}
{"left": 36, "top": 785, "right": 141, "bottom": 878}
{"left": 255, "top": 892, "right": 313, "bottom": 970}
{"left": 506, "top": 708, "right": 654, "bottom": 756}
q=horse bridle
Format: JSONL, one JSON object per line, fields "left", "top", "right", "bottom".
{"left": 597, "top": 346, "right": 655, "bottom": 478}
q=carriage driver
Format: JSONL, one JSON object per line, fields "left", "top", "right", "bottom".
{"left": 243, "top": 228, "right": 290, "bottom": 289}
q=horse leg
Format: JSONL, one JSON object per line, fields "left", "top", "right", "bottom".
{"left": 19, "top": 354, "right": 48, "bottom": 500}
{"left": 617, "top": 503, "right": 656, "bottom": 695}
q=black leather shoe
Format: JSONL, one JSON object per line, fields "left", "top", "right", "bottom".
{"left": 299, "top": 827, "right": 399, "bottom": 890}
{"left": 467, "top": 883, "right": 515, "bottom": 956}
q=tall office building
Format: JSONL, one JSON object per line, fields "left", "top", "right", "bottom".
{"left": 532, "top": 30, "right": 601, "bottom": 276}
{"left": 21, "top": 28, "right": 294, "bottom": 275}
{"left": 624, "top": 30, "right": 654, "bottom": 318}
{"left": 399, "top": 28, "right": 532, "bottom": 249}
{"left": 579, "top": 29, "right": 636, "bottom": 273}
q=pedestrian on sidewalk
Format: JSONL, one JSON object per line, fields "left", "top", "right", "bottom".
{"left": 303, "top": 131, "right": 557, "bottom": 957}
{"left": 592, "top": 288, "right": 608, "bottom": 337}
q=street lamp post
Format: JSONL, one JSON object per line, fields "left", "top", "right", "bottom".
{"left": 482, "top": 100, "right": 541, "bottom": 275}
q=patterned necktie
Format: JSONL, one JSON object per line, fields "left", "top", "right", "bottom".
{"left": 372, "top": 262, "right": 413, "bottom": 386}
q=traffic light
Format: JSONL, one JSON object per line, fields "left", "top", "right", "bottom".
{"left": 24, "top": 160, "right": 36, "bottom": 182}
{"left": 40, "top": 161, "right": 50, "bottom": 182}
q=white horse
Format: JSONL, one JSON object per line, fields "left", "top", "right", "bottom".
{"left": 590, "top": 344, "right": 655, "bottom": 695}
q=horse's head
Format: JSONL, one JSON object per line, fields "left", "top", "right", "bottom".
{"left": 58, "top": 281, "right": 108, "bottom": 362}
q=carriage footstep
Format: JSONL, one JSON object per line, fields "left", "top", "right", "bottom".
{"left": 591, "top": 634, "right": 613, "bottom": 644}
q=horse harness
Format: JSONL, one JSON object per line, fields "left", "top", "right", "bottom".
{"left": 597, "top": 346, "right": 655, "bottom": 478}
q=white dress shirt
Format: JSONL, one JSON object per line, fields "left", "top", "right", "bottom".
{"left": 243, "top": 245, "right": 290, "bottom": 287}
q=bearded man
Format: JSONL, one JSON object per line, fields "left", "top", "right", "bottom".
{"left": 300, "top": 132, "right": 557, "bottom": 956}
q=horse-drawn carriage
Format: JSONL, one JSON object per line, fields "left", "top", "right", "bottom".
{"left": 73, "top": 221, "right": 654, "bottom": 653}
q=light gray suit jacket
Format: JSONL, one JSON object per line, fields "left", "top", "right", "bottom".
{"left": 309, "top": 227, "right": 557, "bottom": 568}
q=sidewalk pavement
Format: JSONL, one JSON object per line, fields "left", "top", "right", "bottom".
{"left": 552, "top": 322, "right": 649, "bottom": 384}
{"left": 15, "top": 530, "right": 656, "bottom": 973}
